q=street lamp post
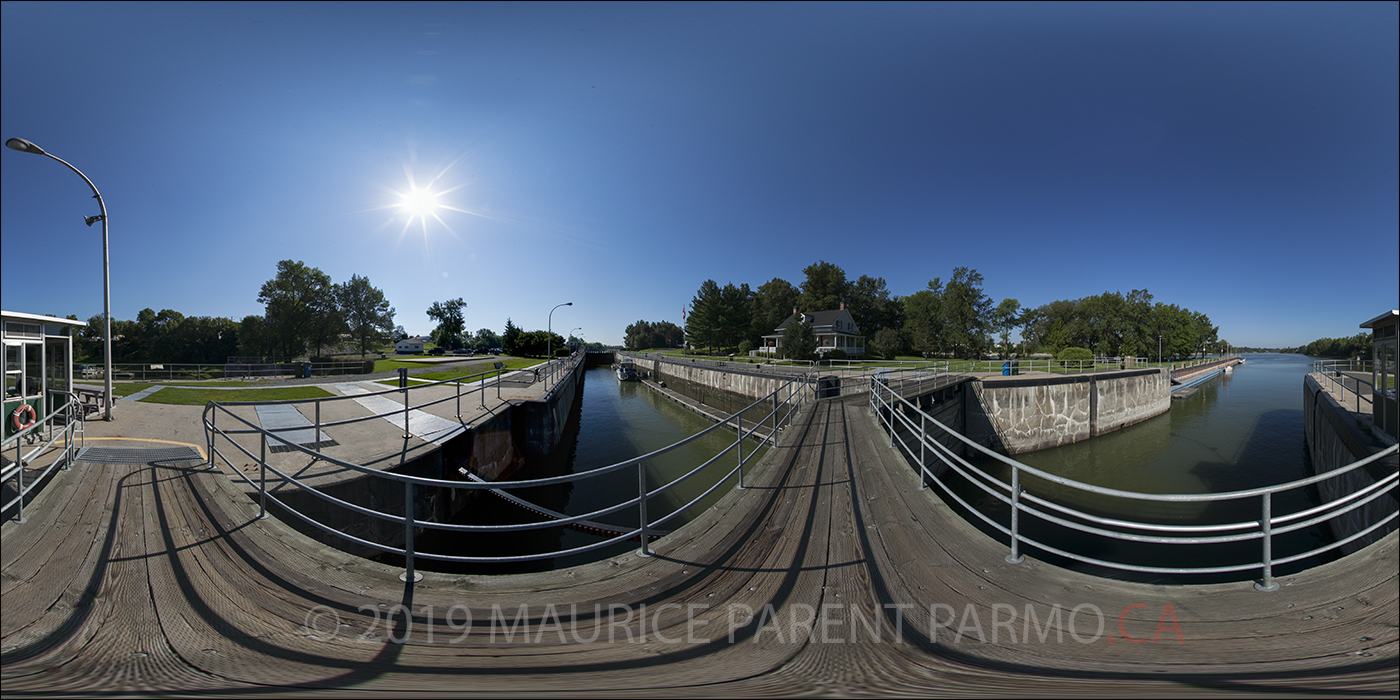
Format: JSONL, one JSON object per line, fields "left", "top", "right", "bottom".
{"left": 569, "top": 327, "right": 582, "bottom": 352}
{"left": 547, "top": 302, "right": 572, "bottom": 359}
{"left": 6, "top": 138, "right": 114, "bottom": 420}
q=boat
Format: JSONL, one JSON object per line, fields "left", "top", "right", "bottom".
{"left": 615, "top": 358, "right": 639, "bottom": 381}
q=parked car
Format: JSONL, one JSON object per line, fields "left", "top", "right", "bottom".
{"left": 428, "top": 347, "right": 446, "bottom": 355}
{"left": 453, "top": 348, "right": 472, "bottom": 355}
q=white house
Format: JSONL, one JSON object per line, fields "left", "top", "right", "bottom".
{"left": 760, "top": 304, "right": 865, "bottom": 358}
{"left": 395, "top": 337, "right": 426, "bottom": 354}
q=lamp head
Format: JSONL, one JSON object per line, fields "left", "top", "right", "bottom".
{"left": 5, "top": 138, "right": 47, "bottom": 156}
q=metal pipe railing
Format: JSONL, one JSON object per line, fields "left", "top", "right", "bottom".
{"left": 202, "top": 361, "right": 805, "bottom": 574}
{"left": 3, "top": 394, "right": 82, "bottom": 522}
{"left": 867, "top": 373, "right": 1398, "bottom": 587}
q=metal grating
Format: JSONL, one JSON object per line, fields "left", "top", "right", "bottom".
{"left": 74, "top": 446, "right": 205, "bottom": 465}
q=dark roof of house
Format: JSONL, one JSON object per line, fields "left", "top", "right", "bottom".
{"left": 771, "top": 309, "right": 860, "bottom": 334}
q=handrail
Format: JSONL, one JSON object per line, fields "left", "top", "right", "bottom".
{"left": 203, "top": 354, "right": 807, "bottom": 577}
{"left": 1310, "top": 360, "right": 1375, "bottom": 415}
{"left": 3, "top": 393, "right": 82, "bottom": 523}
{"left": 868, "top": 373, "right": 1398, "bottom": 589}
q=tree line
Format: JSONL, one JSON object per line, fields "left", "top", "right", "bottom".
{"left": 625, "top": 260, "right": 1219, "bottom": 361}
{"left": 70, "top": 257, "right": 598, "bottom": 365}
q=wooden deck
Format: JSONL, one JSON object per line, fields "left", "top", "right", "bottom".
{"left": 2, "top": 395, "right": 1396, "bottom": 696}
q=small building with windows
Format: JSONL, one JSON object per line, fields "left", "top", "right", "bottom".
{"left": 3, "top": 310, "right": 85, "bottom": 440}
{"left": 1361, "top": 310, "right": 1398, "bottom": 442}
{"left": 395, "top": 337, "right": 426, "bottom": 354}
{"left": 760, "top": 304, "right": 866, "bottom": 359}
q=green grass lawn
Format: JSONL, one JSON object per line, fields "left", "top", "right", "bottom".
{"left": 373, "top": 357, "right": 548, "bottom": 387}
{"left": 139, "top": 386, "right": 334, "bottom": 405}
{"left": 109, "top": 381, "right": 252, "bottom": 396}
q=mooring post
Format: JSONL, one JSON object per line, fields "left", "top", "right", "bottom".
{"left": 1255, "top": 493, "right": 1279, "bottom": 591}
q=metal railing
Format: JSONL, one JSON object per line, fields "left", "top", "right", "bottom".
{"left": 1311, "top": 360, "right": 1375, "bottom": 415}
{"left": 869, "top": 375, "right": 1398, "bottom": 590}
{"left": 201, "top": 354, "right": 807, "bottom": 580}
{"left": 3, "top": 393, "right": 83, "bottom": 523}
{"left": 78, "top": 361, "right": 368, "bottom": 382}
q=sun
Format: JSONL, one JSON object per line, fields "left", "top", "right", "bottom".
{"left": 399, "top": 186, "right": 440, "bottom": 218}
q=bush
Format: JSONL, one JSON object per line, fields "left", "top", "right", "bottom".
{"left": 738, "top": 340, "right": 755, "bottom": 355}
{"left": 1057, "top": 346, "right": 1093, "bottom": 368}
{"left": 822, "top": 348, "right": 848, "bottom": 361}
{"left": 1056, "top": 347, "right": 1093, "bottom": 361}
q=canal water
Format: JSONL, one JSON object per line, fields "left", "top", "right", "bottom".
{"left": 416, "top": 367, "right": 767, "bottom": 573}
{"left": 955, "top": 353, "right": 1330, "bottom": 582}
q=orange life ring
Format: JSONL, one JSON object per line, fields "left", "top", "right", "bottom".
{"left": 11, "top": 403, "right": 38, "bottom": 432}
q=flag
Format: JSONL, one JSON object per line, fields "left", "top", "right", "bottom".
{"left": 682, "top": 305, "right": 686, "bottom": 322}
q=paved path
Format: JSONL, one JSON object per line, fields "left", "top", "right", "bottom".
{"left": 2, "top": 395, "right": 1395, "bottom": 696}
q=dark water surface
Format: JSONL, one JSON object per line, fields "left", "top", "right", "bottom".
{"left": 418, "top": 367, "right": 765, "bottom": 573}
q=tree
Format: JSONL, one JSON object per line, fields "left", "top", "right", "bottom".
{"left": 339, "top": 274, "right": 395, "bottom": 357}
{"left": 872, "top": 327, "right": 903, "bottom": 360}
{"left": 258, "top": 260, "right": 336, "bottom": 359}
{"left": 781, "top": 313, "right": 816, "bottom": 361}
{"left": 750, "top": 278, "right": 800, "bottom": 347}
{"left": 472, "top": 328, "right": 501, "bottom": 351}
{"left": 625, "top": 320, "right": 684, "bottom": 351}
{"left": 941, "top": 267, "right": 993, "bottom": 359}
{"left": 993, "top": 298, "right": 1022, "bottom": 356}
{"left": 686, "top": 280, "right": 723, "bottom": 352}
{"left": 716, "top": 282, "right": 753, "bottom": 350}
{"left": 501, "top": 318, "right": 523, "bottom": 356}
{"left": 846, "top": 275, "right": 895, "bottom": 334}
{"left": 800, "top": 260, "right": 849, "bottom": 312}
{"left": 238, "top": 315, "right": 272, "bottom": 359}
{"left": 426, "top": 298, "right": 467, "bottom": 349}
{"left": 902, "top": 280, "right": 943, "bottom": 358}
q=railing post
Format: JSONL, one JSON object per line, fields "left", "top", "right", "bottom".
{"left": 772, "top": 391, "right": 779, "bottom": 446}
{"left": 400, "top": 481, "right": 422, "bottom": 582}
{"left": 456, "top": 379, "right": 461, "bottom": 419}
{"left": 314, "top": 400, "right": 322, "bottom": 455}
{"left": 14, "top": 444, "right": 24, "bottom": 523}
{"left": 1255, "top": 492, "right": 1279, "bottom": 591}
{"left": 919, "top": 410, "right": 927, "bottom": 491}
{"left": 258, "top": 432, "right": 268, "bottom": 520}
{"left": 737, "top": 415, "right": 745, "bottom": 490}
{"left": 401, "top": 370, "right": 411, "bottom": 439}
{"left": 637, "top": 461, "right": 651, "bottom": 557}
{"left": 207, "top": 409, "right": 217, "bottom": 470}
{"left": 1005, "top": 465, "right": 1024, "bottom": 564}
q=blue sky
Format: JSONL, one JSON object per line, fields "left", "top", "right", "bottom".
{"left": 3, "top": 2, "right": 1396, "bottom": 348}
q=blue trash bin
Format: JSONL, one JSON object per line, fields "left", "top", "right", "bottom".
{"left": 1002, "top": 361, "right": 1010, "bottom": 376}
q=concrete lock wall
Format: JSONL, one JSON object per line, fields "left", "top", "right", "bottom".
{"left": 965, "top": 369, "right": 1170, "bottom": 455}
{"left": 1303, "top": 376, "right": 1398, "bottom": 554}
{"left": 630, "top": 355, "right": 804, "bottom": 410}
